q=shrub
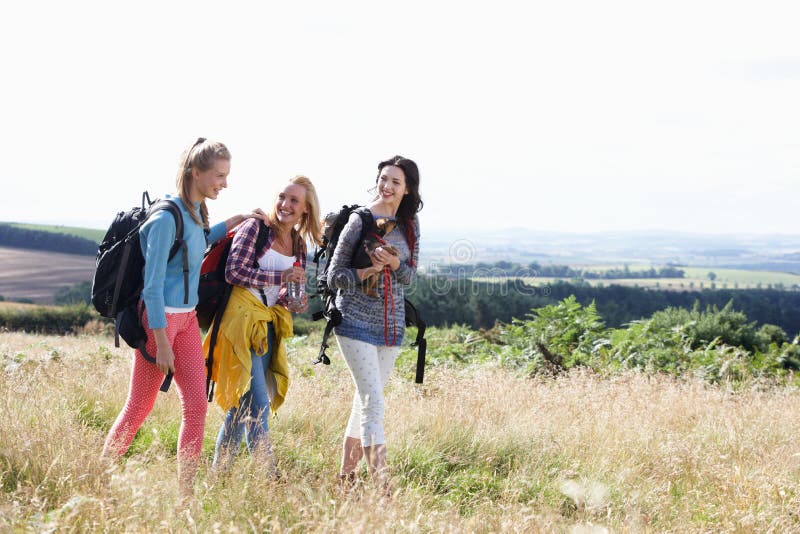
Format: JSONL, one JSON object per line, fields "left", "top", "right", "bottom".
{"left": 0, "top": 303, "right": 96, "bottom": 334}
{"left": 501, "top": 296, "right": 608, "bottom": 374}
{"left": 606, "top": 319, "right": 693, "bottom": 374}
{"left": 54, "top": 281, "right": 92, "bottom": 306}
{"left": 497, "top": 296, "right": 799, "bottom": 384}
{"left": 755, "top": 324, "right": 789, "bottom": 351}
{"left": 648, "top": 301, "right": 759, "bottom": 351}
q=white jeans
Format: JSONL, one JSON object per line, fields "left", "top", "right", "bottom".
{"left": 336, "top": 335, "right": 400, "bottom": 447}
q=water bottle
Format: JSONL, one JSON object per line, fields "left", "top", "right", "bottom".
{"left": 286, "top": 261, "right": 305, "bottom": 312}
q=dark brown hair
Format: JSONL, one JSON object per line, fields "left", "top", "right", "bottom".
{"left": 376, "top": 155, "right": 422, "bottom": 264}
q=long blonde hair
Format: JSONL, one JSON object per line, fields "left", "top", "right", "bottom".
{"left": 175, "top": 138, "right": 231, "bottom": 229}
{"left": 268, "top": 175, "right": 323, "bottom": 254}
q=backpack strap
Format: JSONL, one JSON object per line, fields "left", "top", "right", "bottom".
{"left": 255, "top": 221, "right": 271, "bottom": 307}
{"left": 150, "top": 199, "right": 188, "bottom": 304}
{"left": 109, "top": 240, "right": 138, "bottom": 319}
{"left": 404, "top": 298, "right": 426, "bottom": 384}
{"left": 412, "top": 309, "right": 426, "bottom": 385}
{"left": 353, "top": 207, "right": 374, "bottom": 243}
{"left": 205, "top": 283, "right": 233, "bottom": 401}
{"left": 205, "top": 220, "right": 270, "bottom": 402}
{"left": 315, "top": 319, "right": 335, "bottom": 365}
{"left": 314, "top": 305, "right": 342, "bottom": 365}
{"left": 135, "top": 303, "right": 173, "bottom": 392}
{"left": 415, "top": 334, "right": 427, "bottom": 384}
{"left": 255, "top": 220, "right": 270, "bottom": 257}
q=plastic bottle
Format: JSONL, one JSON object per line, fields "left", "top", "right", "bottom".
{"left": 286, "top": 261, "right": 305, "bottom": 312}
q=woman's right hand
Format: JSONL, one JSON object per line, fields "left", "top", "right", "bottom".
{"left": 356, "top": 253, "right": 386, "bottom": 281}
{"left": 153, "top": 329, "right": 174, "bottom": 375}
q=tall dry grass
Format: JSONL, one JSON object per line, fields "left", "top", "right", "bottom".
{"left": 1, "top": 331, "right": 800, "bottom": 532}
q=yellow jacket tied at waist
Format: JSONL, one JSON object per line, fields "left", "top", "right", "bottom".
{"left": 203, "top": 285, "right": 292, "bottom": 414}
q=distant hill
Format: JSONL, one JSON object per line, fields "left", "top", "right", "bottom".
{"left": 5, "top": 222, "right": 105, "bottom": 243}
{"left": 422, "top": 228, "right": 800, "bottom": 273}
{"left": 0, "top": 223, "right": 99, "bottom": 256}
{"left": 5, "top": 221, "right": 800, "bottom": 271}
{"left": 0, "top": 223, "right": 100, "bottom": 303}
{"left": 3, "top": 220, "right": 800, "bottom": 304}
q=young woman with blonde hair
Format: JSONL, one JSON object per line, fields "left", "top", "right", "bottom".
{"left": 103, "top": 138, "right": 267, "bottom": 497}
{"left": 207, "top": 175, "right": 322, "bottom": 474}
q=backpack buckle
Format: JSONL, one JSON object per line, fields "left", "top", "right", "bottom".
{"left": 313, "top": 344, "right": 331, "bottom": 365}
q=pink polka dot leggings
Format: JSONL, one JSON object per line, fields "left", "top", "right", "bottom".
{"left": 103, "top": 310, "right": 208, "bottom": 464}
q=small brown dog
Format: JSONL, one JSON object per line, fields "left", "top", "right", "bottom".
{"left": 356, "top": 218, "right": 399, "bottom": 297}
{"left": 320, "top": 212, "right": 398, "bottom": 297}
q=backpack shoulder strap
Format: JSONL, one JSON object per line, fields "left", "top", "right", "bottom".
{"left": 152, "top": 199, "right": 189, "bottom": 304}
{"left": 205, "top": 283, "right": 233, "bottom": 402}
{"left": 353, "top": 207, "right": 373, "bottom": 242}
{"left": 253, "top": 221, "right": 272, "bottom": 306}
{"left": 254, "top": 220, "right": 270, "bottom": 262}
{"left": 155, "top": 200, "right": 184, "bottom": 255}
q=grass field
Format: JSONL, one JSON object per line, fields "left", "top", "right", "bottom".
{"left": 479, "top": 264, "right": 800, "bottom": 291}
{"left": 2, "top": 330, "right": 800, "bottom": 532}
{"left": 584, "top": 264, "right": 800, "bottom": 287}
{"left": 0, "top": 246, "right": 95, "bottom": 303}
{"left": 680, "top": 266, "right": 800, "bottom": 287}
{"left": 5, "top": 222, "right": 105, "bottom": 243}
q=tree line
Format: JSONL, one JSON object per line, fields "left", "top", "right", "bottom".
{"left": 432, "top": 261, "right": 685, "bottom": 280}
{"left": 0, "top": 224, "right": 97, "bottom": 256}
{"left": 16, "top": 272, "right": 800, "bottom": 339}
{"left": 382, "top": 276, "right": 800, "bottom": 336}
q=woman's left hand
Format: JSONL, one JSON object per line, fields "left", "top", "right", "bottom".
{"left": 281, "top": 264, "right": 305, "bottom": 284}
{"left": 293, "top": 293, "right": 309, "bottom": 313}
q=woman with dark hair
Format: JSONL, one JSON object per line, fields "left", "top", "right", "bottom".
{"left": 102, "top": 138, "right": 267, "bottom": 498}
{"left": 326, "top": 155, "right": 423, "bottom": 494}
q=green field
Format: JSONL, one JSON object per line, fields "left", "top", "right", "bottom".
{"left": 477, "top": 264, "right": 800, "bottom": 291}
{"left": 6, "top": 222, "right": 105, "bottom": 243}
{"left": 680, "top": 266, "right": 800, "bottom": 287}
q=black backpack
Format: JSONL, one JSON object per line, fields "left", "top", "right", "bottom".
{"left": 197, "top": 221, "right": 269, "bottom": 401}
{"left": 312, "top": 205, "right": 427, "bottom": 383}
{"left": 91, "top": 191, "right": 187, "bottom": 392}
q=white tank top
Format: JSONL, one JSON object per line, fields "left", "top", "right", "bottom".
{"left": 248, "top": 247, "right": 296, "bottom": 306}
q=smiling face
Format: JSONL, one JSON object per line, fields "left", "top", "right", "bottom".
{"left": 190, "top": 158, "right": 230, "bottom": 202}
{"left": 273, "top": 183, "right": 308, "bottom": 227}
{"left": 376, "top": 165, "right": 408, "bottom": 207}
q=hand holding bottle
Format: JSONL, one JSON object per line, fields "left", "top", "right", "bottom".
{"left": 286, "top": 261, "right": 306, "bottom": 313}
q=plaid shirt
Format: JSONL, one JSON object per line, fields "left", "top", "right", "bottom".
{"left": 224, "top": 218, "right": 307, "bottom": 305}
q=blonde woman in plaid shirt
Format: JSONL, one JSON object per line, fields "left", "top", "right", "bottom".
{"left": 210, "top": 176, "right": 322, "bottom": 473}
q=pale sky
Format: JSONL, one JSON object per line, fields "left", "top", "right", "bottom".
{"left": 2, "top": 1, "right": 799, "bottom": 235}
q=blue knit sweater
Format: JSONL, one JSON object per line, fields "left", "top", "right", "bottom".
{"left": 139, "top": 193, "right": 226, "bottom": 329}
{"left": 327, "top": 211, "right": 420, "bottom": 346}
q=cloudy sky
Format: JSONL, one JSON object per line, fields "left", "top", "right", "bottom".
{"left": 2, "top": 1, "right": 798, "bottom": 235}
